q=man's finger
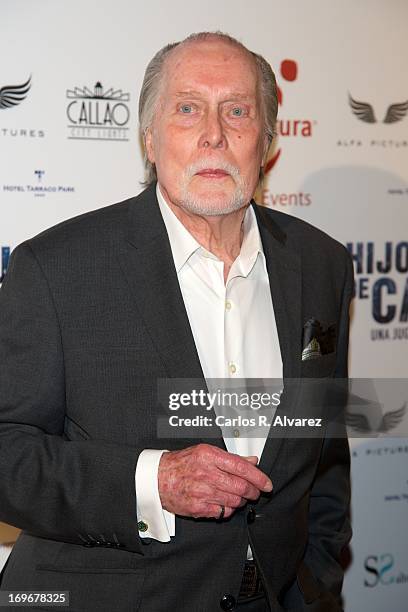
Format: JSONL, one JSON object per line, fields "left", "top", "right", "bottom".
{"left": 211, "top": 470, "right": 261, "bottom": 501}
{"left": 206, "top": 504, "right": 234, "bottom": 520}
{"left": 213, "top": 451, "right": 273, "bottom": 492}
{"left": 242, "top": 455, "right": 259, "bottom": 464}
{"left": 195, "top": 482, "right": 245, "bottom": 509}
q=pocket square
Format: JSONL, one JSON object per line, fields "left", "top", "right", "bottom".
{"left": 302, "top": 318, "right": 336, "bottom": 361}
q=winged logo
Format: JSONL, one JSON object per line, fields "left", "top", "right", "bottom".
{"left": 349, "top": 93, "right": 408, "bottom": 124}
{"left": 346, "top": 402, "right": 406, "bottom": 434}
{"left": 0, "top": 76, "right": 31, "bottom": 110}
{"left": 348, "top": 93, "right": 376, "bottom": 123}
{"left": 383, "top": 100, "right": 408, "bottom": 124}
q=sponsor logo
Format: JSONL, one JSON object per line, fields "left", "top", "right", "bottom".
{"left": 349, "top": 93, "right": 408, "bottom": 124}
{"left": 352, "top": 444, "right": 408, "bottom": 458}
{"left": 34, "top": 170, "right": 45, "bottom": 182}
{"left": 0, "top": 75, "right": 46, "bottom": 139}
{"left": 337, "top": 91, "right": 408, "bottom": 148}
{"left": 66, "top": 81, "right": 131, "bottom": 141}
{"left": 264, "top": 59, "right": 316, "bottom": 175}
{"left": 346, "top": 403, "right": 406, "bottom": 434}
{"left": 260, "top": 60, "right": 314, "bottom": 207}
{"left": 259, "top": 190, "right": 311, "bottom": 208}
{"left": 0, "top": 76, "right": 31, "bottom": 110}
{"left": 3, "top": 170, "right": 75, "bottom": 197}
{"left": 0, "top": 246, "right": 10, "bottom": 284}
{"left": 364, "top": 554, "right": 408, "bottom": 587}
{"left": 347, "top": 240, "right": 408, "bottom": 340}
{"left": 0, "top": 128, "right": 45, "bottom": 139}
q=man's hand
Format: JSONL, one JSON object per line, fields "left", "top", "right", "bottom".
{"left": 158, "top": 443, "right": 273, "bottom": 519}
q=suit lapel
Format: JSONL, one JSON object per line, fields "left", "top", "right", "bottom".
{"left": 117, "top": 184, "right": 226, "bottom": 450}
{"left": 253, "top": 204, "right": 303, "bottom": 476}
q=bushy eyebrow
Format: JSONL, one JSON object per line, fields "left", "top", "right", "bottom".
{"left": 172, "top": 90, "right": 255, "bottom": 101}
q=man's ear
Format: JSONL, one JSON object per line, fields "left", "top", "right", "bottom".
{"left": 261, "top": 134, "right": 271, "bottom": 166}
{"left": 145, "top": 127, "right": 155, "bottom": 164}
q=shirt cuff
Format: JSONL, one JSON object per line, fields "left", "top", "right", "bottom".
{"left": 135, "top": 449, "right": 175, "bottom": 541}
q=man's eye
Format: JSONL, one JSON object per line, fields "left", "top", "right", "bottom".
{"left": 179, "top": 104, "right": 193, "bottom": 113}
{"left": 231, "top": 107, "right": 244, "bottom": 116}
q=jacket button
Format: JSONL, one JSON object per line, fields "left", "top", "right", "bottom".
{"left": 220, "top": 594, "right": 236, "bottom": 610}
{"left": 247, "top": 506, "right": 256, "bottom": 524}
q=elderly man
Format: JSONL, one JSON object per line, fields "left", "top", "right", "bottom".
{"left": 0, "top": 32, "right": 353, "bottom": 611}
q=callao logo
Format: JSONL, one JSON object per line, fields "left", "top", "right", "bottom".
{"left": 265, "top": 59, "right": 315, "bottom": 175}
{"left": 66, "top": 81, "right": 131, "bottom": 141}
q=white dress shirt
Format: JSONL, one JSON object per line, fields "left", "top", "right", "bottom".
{"left": 0, "top": 544, "right": 12, "bottom": 572}
{"left": 135, "top": 184, "right": 282, "bottom": 557}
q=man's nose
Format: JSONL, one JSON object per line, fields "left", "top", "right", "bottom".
{"left": 198, "top": 109, "right": 226, "bottom": 149}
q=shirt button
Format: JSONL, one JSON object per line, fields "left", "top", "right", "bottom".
{"left": 229, "top": 363, "right": 237, "bottom": 375}
{"left": 225, "top": 300, "right": 232, "bottom": 311}
{"left": 138, "top": 520, "right": 148, "bottom": 533}
{"left": 233, "top": 429, "right": 240, "bottom": 438}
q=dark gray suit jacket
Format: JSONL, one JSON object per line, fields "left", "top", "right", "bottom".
{"left": 0, "top": 182, "right": 353, "bottom": 611}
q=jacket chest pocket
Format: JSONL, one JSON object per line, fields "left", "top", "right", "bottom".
{"left": 301, "top": 352, "right": 337, "bottom": 378}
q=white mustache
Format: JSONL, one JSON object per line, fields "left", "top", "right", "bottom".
{"left": 183, "top": 159, "right": 241, "bottom": 179}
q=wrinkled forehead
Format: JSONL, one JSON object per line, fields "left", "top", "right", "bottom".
{"left": 161, "top": 39, "right": 260, "bottom": 97}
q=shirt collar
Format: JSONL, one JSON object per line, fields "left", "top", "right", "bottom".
{"left": 232, "top": 199, "right": 265, "bottom": 278}
{"left": 156, "top": 182, "right": 265, "bottom": 276}
{"left": 156, "top": 183, "right": 201, "bottom": 273}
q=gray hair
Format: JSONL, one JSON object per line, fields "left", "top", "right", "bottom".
{"left": 138, "top": 31, "right": 278, "bottom": 185}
